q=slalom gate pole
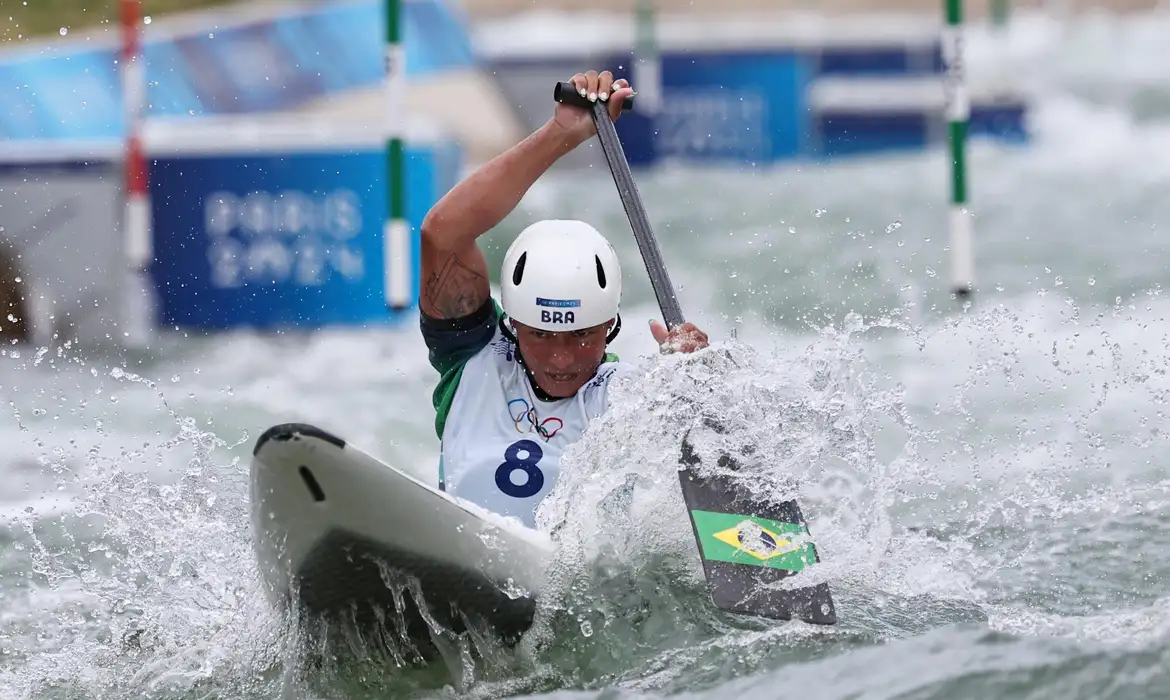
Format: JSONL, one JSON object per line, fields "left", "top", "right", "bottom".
{"left": 384, "top": 0, "right": 410, "bottom": 308}
{"left": 634, "top": 0, "right": 662, "bottom": 115}
{"left": 120, "top": 0, "right": 153, "bottom": 344}
{"left": 943, "top": 0, "right": 973, "bottom": 299}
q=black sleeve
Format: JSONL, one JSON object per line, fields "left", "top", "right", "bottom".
{"left": 419, "top": 297, "right": 501, "bottom": 375}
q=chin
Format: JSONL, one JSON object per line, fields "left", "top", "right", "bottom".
{"left": 539, "top": 375, "right": 588, "bottom": 398}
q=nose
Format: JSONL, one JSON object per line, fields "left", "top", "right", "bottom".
{"left": 547, "top": 346, "right": 575, "bottom": 370}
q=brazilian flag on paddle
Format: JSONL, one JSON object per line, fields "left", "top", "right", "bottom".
{"left": 690, "top": 510, "right": 818, "bottom": 572}
{"left": 679, "top": 435, "right": 837, "bottom": 625}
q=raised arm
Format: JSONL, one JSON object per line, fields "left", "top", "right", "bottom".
{"left": 419, "top": 121, "right": 581, "bottom": 319}
{"left": 418, "top": 70, "right": 634, "bottom": 320}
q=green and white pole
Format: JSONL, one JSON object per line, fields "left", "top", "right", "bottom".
{"left": 384, "top": 0, "right": 410, "bottom": 308}
{"left": 991, "top": 0, "right": 1010, "bottom": 31}
{"left": 943, "top": 0, "right": 973, "bottom": 298}
{"left": 634, "top": 0, "right": 661, "bottom": 114}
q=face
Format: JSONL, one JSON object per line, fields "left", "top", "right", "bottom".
{"left": 513, "top": 319, "right": 612, "bottom": 398}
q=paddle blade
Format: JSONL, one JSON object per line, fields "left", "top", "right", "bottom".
{"left": 678, "top": 440, "right": 837, "bottom": 625}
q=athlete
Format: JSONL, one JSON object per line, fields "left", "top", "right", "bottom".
{"left": 419, "top": 70, "right": 709, "bottom": 528}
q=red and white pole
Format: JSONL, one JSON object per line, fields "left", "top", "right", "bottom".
{"left": 120, "top": 0, "right": 154, "bottom": 344}
{"left": 120, "top": 0, "right": 150, "bottom": 273}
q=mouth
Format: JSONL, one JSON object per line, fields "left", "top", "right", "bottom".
{"left": 546, "top": 372, "right": 578, "bottom": 383}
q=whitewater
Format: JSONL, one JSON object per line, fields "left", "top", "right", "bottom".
{"left": 4, "top": 9, "right": 1170, "bottom": 699}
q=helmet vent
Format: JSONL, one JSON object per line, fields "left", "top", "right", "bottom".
{"left": 512, "top": 252, "right": 527, "bottom": 286}
{"left": 595, "top": 255, "right": 607, "bottom": 289}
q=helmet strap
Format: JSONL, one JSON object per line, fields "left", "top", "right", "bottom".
{"left": 606, "top": 314, "right": 622, "bottom": 344}
{"left": 498, "top": 314, "right": 519, "bottom": 345}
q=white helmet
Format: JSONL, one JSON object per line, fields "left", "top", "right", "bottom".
{"left": 500, "top": 219, "right": 622, "bottom": 333}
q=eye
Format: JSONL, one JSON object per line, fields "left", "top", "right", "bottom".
{"left": 572, "top": 330, "right": 591, "bottom": 339}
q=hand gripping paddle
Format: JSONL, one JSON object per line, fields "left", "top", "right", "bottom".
{"left": 553, "top": 81, "right": 837, "bottom": 626}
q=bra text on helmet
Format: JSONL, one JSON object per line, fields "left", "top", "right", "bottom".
{"left": 540, "top": 310, "right": 575, "bottom": 324}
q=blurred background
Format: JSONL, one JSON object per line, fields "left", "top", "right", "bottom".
{"left": 0, "top": 0, "right": 1117, "bottom": 345}
{"left": 0, "top": 0, "right": 1161, "bottom": 346}
{"left": 7, "top": 0, "right": 1170, "bottom": 698}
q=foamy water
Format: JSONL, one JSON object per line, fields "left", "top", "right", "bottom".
{"left": 5, "top": 8, "right": 1170, "bottom": 699}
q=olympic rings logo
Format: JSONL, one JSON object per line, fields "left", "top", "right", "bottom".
{"left": 508, "top": 398, "right": 563, "bottom": 440}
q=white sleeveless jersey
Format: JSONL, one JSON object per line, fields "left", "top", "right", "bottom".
{"left": 440, "top": 325, "right": 632, "bottom": 528}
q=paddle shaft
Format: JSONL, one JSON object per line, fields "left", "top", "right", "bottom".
{"left": 553, "top": 82, "right": 685, "bottom": 331}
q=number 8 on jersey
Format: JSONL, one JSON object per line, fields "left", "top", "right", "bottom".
{"left": 495, "top": 439, "right": 545, "bottom": 498}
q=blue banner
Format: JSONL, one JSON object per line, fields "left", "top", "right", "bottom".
{"left": 149, "top": 142, "right": 460, "bottom": 330}
{"left": 0, "top": 0, "right": 476, "bottom": 140}
{"left": 604, "top": 51, "right": 808, "bottom": 166}
{"left": 484, "top": 34, "right": 1026, "bottom": 168}
{"left": 597, "top": 46, "right": 1024, "bottom": 166}
{"left": 610, "top": 50, "right": 809, "bottom": 166}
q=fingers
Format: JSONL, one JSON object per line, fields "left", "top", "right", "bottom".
{"left": 568, "top": 71, "right": 630, "bottom": 106}
{"left": 597, "top": 72, "right": 614, "bottom": 101}
{"left": 651, "top": 320, "right": 710, "bottom": 354}
{"left": 670, "top": 323, "right": 709, "bottom": 353}
{"left": 568, "top": 72, "right": 587, "bottom": 98}
{"left": 608, "top": 78, "right": 632, "bottom": 120}
{"left": 649, "top": 319, "right": 668, "bottom": 344}
{"left": 568, "top": 70, "right": 601, "bottom": 101}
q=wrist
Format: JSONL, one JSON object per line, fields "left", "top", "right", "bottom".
{"left": 540, "top": 118, "right": 587, "bottom": 154}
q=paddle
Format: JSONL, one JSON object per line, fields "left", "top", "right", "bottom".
{"left": 553, "top": 81, "right": 838, "bottom": 626}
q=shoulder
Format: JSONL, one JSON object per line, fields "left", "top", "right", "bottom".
{"left": 420, "top": 297, "right": 502, "bottom": 375}
{"left": 479, "top": 319, "right": 521, "bottom": 365}
{"left": 582, "top": 356, "right": 635, "bottom": 393}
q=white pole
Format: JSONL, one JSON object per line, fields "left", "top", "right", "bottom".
{"left": 634, "top": 0, "right": 661, "bottom": 115}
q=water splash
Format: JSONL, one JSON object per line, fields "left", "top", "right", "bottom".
{"left": 512, "top": 319, "right": 952, "bottom": 692}
{"left": 0, "top": 354, "right": 288, "bottom": 698}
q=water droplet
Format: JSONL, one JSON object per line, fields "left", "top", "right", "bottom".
{"left": 926, "top": 268, "right": 937, "bottom": 278}
{"left": 208, "top": 32, "right": 215, "bottom": 38}
{"left": 885, "top": 220, "right": 902, "bottom": 233}
{"left": 897, "top": 240, "right": 905, "bottom": 247}
{"left": 143, "top": 15, "right": 152, "bottom": 24}
{"left": 728, "top": 271, "right": 737, "bottom": 279}
{"left": 813, "top": 208, "right": 826, "bottom": 218}
{"left": 59, "top": 27, "right": 67, "bottom": 36}
{"left": 1054, "top": 276, "right": 1064, "bottom": 287}
{"left": 1088, "top": 277, "right": 1096, "bottom": 286}
{"left": 580, "top": 620, "right": 593, "bottom": 637}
